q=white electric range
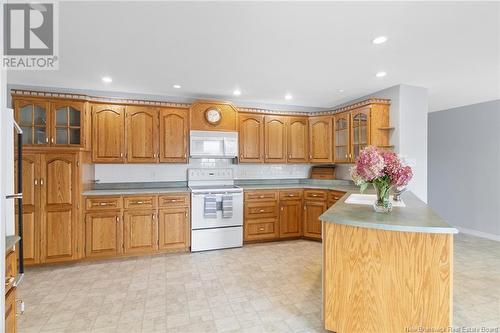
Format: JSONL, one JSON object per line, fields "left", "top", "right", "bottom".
{"left": 188, "top": 168, "right": 243, "bottom": 252}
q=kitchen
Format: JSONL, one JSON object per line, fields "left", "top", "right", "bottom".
{"left": 0, "top": 2, "right": 499, "bottom": 333}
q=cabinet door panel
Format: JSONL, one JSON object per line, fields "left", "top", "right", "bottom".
{"left": 279, "top": 200, "right": 302, "bottom": 238}
{"left": 239, "top": 114, "right": 264, "bottom": 163}
{"left": 159, "top": 108, "right": 189, "bottom": 163}
{"left": 158, "top": 207, "right": 189, "bottom": 251}
{"left": 92, "top": 105, "right": 125, "bottom": 162}
{"left": 14, "top": 98, "right": 50, "bottom": 146}
{"left": 309, "top": 117, "right": 333, "bottom": 163}
{"left": 287, "top": 117, "right": 308, "bottom": 163}
{"left": 123, "top": 210, "right": 158, "bottom": 254}
{"left": 51, "top": 100, "right": 85, "bottom": 146}
{"left": 15, "top": 154, "right": 40, "bottom": 265}
{"left": 351, "top": 108, "right": 370, "bottom": 161}
{"left": 334, "top": 114, "right": 351, "bottom": 163}
{"left": 40, "top": 153, "right": 77, "bottom": 263}
{"left": 126, "top": 106, "right": 158, "bottom": 163}
{"left": 86, "top": 212, "right": 122, "bottom": 258}
{"left": 303, "top": 201, "right": 326, "bottom": 239}
{"left": 264, "top": 116, "right": 287, "bottom": 163}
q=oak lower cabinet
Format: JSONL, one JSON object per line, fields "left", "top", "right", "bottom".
{"left": 279, "top": 199, "right": 302, "bottom": 238}
{"left": 84, "top": 193, "right": 190, "bottom": 259}
{"left": 243, "top": 190, "right": 279, "bottom": 241}
{"left": 5, "top": 248, "right": 17, "bottom": 333}
{"left": 16, "top": 152, "right": 81, "bottom": 265}
{"left": 303, "top": 190, "right": 329, "bottom": 240}
{"left": 303, "top": 200, "right": 327, "bottom": 240}
{"left": 158, "top": 207, "right": 190, "bottom": 251}
{"left": 123, "top": 210, "right": 158, "bottom": 254}
{"left": 85, "top": 211, "right": 123, "bottom": 258}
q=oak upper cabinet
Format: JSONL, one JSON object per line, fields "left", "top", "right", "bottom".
{"left": 123, "top": 210, "right": 158, "bottom": 254}
{"left": 239, "top": 113, "right": 264, "bottom": 163}
{"left": 279, "top": 199, "right": 302, "bottom": 238}
{"left": 303, "top": 200, "right": 326, "bottom": 240}
{"left": 350, "top": 107, "right": 370, "bottom": 161}
{"left": 309, "top": 116, "right": 333, "bottom": 163}
{"left": 15, "top": 153, "right": 40, "bottom": 265}
{"left": 126, "top": 106, "right": 158, "bottom": 163}
{"left": 333, "top": 113, "right": 351, "bottom": 163}
{"left": 85, "top": 211, "right": 122, "bottom": 258}
{"left": 91, "top": 104, "right": 125, "bottom": 163}
{"left": 158, "top": 207, "right": 189, "bottom": 251}
{"left": 159, "top": 107, "right": 189, "bottom": 163}
{"left": 39, "top": 153, "right": 78, "bottom": 263}
{"left": 287, "top": 117, "right": 309, "bottom": 163}
{"left": 51, "top": 100, "right": 85, "bottom": 147}
{"left": 15, "top": 98, "right": 50, "bottom": 146}
{"left": 264, "top": 115, "right": 287, "bottom": 163}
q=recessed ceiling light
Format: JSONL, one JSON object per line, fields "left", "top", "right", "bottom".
{"left": 233, "top": 89, "right": 241, "bottom": 96}
{"left": 173, "top": 84, "right": 181, "bottom": 89}
{"left": 337, "top": 89, "right": 345, "bottom": 93}
{"left": 101, "top": 76, "right": 112, "bottom": 83}
{"left": 285, "top": 93, "right": 293, "bottom": 100}
{"left": 375, "top": 71, "right": 387, "bottom": 78}
{"left": 372, "top": 36, "right": 388, "bottom": 45}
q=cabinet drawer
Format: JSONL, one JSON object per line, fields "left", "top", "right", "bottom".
{"left": 304, "top": 190, "right": 328, "bottom": 201}
{"left": 244, "top": 190, "right": 278, "bottom": 202}
{"left": 245, "top": 201, "right": 278, "bottom": 219}
{"left": 5, "top": 250, "right": 16, "bottom": 293}
{"left": 85, "top": 196, "right": 122, "bottom": 211}
{"left": 328, "top": 190, "right": 346, "bottom": 202}
{"left": 124, "top": 195, "right": 157, "bottom": 209}
{"left": 245, "top": 219, "right": 278, "bottom": 240}
{"left": 279, "top": 189, "right": 303, "bottom": 200}
{"left": 158, "top": 194, "right": 189, "bottom": 207}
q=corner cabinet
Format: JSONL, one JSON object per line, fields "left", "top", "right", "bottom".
{"left": 159, "top": 107, "right": 189, "bottom": 163}
{"left": 309, "top": 116, "right": 333, "bottom": 163}
{"left": 239, "top": 113, "right": 265, "bottom": 163}
{"left": 91, "top": 104, "right": 126, "bottom": 163}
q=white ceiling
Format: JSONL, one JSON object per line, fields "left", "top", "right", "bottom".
{"left": 7, "top": 1, "right": 500, "bottom": 112}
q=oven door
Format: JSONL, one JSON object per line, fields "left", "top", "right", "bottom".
{"left": 191, "top": 192, "right": 243, "bottom": 229}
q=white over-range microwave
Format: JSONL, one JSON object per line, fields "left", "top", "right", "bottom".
{"left": 189, "top": 130, "right": 238, "bottom": 158}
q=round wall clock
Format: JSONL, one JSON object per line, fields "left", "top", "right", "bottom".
{"left": 204, "top": 107, "right": 222, "bottom": 125}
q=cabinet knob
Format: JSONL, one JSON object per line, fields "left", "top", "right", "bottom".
{"left": 51, "top": 137, "right": 54, "bottom": 144}
{"left": 259, "top": 209, "right": 265, "bottom": 212}
{"left": 34, "top": 179, "right": 38, "bottom": 186}
{"left": 120, "top": 152, "right": 123, "bottom": 157}
{"left": 258, "top": 195, "right": 264, "bottom": 199}
{"left": 45, "top": 137, "right": 49, "bottom": 143}
{"left": 280, "top": 207, "right": 284, "bottom": 211}
{"left": 40, "top": 178, "right": 44, "bottom": 186}
{"left": 259, "top": 227, "right": 265, "bottom": 231}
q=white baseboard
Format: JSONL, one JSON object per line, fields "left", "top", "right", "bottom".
{"left": 457, "top": 227, "right": 500, "bottom": 242}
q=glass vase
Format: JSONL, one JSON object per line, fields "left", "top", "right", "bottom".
{"left": 373, "top": 182, "right": 392, "bottom": 213}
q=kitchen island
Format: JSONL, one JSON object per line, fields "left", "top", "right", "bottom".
{"left": 320, "top": 191, "right": 458, "bottom": 333}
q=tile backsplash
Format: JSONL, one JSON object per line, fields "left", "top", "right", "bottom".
{"left": 94, "top": 159, "right": 313, "bottom": 183}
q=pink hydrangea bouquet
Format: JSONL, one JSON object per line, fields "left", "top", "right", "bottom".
{"left": 350, "top": 146, "right": 413, "bottom": 212}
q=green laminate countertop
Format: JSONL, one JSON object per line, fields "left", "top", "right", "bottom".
{"left": 320, "top": 190, "right": 458, "bottom": 234}
{"left": 6, "top": 235, "right": 20, "bottom": 252}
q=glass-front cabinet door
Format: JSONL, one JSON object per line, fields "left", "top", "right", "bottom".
{"left": 350, "top": 107, "right": 370, "bottom": 161}
{"left": 52, "top": 101, "right": 84, "bottom": 146}
{"left": 16, "top": 99, "right": 50, "bottom": 146}
{"left": 333, "top": 114, "right": 351, "bottom": 163}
